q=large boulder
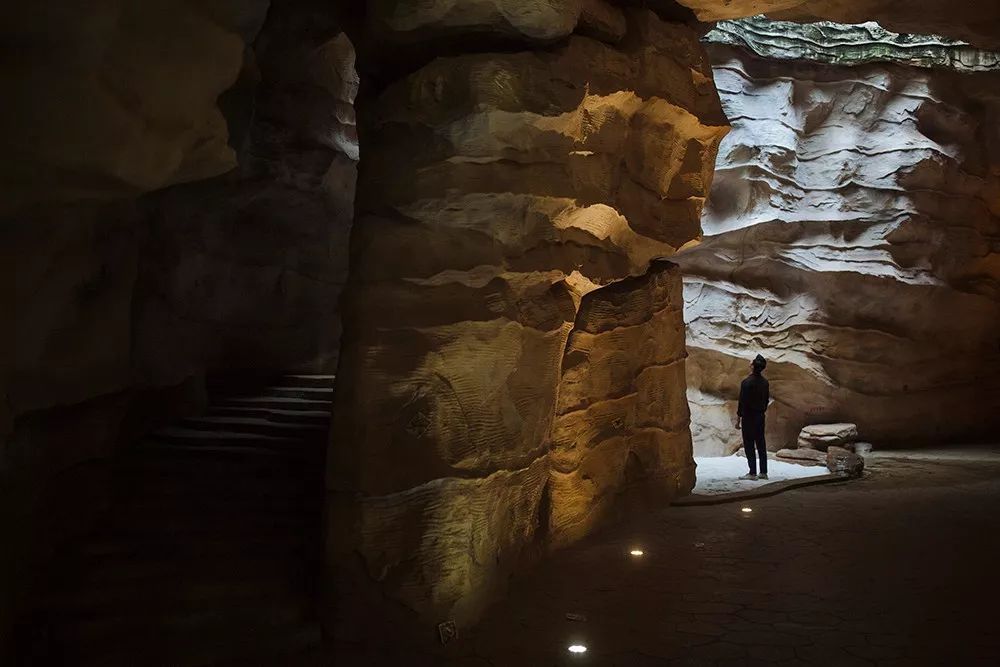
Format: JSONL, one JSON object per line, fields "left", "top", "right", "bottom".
{"left": 827, "top": 445, "right": 865, "bottom": 477}
{"left": 798, "top": 423, "right": 859, "bottom": 451}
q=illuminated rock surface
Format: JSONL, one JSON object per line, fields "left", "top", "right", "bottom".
{"left": 678, "top": 38, "right": 1000, "bottom": 456}
{"left": 329, "top": 6, "right": 726, "bottom": 629}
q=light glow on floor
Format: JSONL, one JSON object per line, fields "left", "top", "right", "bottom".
{"left": 568, "top": 644, "right": 588, "bottom": 654}
{"left": 741, "top": 507, "right": 753, "bottom": 513}
{"left": 629, "top": 549, "right": 644, "bottom": 557}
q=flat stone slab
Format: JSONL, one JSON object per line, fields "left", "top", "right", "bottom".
{"left": 777, "top": 447, "right": 828, "bottom": 463}
{"left": 673, "top": 472, "right": 853, "bottom": 506}
{"left": 798, "top": 423, "right": 859, "bottom": 450}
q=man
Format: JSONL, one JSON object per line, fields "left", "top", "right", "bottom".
{"left": 736, "top": 354, "right": 770, "bottom": 480}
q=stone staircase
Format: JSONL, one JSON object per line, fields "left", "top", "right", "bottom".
{"left": 18, "top": 375, "right": 334, "bottom": 666}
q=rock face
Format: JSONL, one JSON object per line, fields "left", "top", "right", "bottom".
{"left": 2, "top": 3, "right": 358, "bottom": 648}
{"left": 678, "top": 34, "right": 1000, "bottom": 456}
{"left": 798, "top": 423, "right": 859, "bottom": 451}
{"left": 706, "top": 17, "right": 1000, "bottom": 71}
{"left": 329, "top": 5, "right": 726, "bottom": 634}
{"left": 674, "top": 1, "right": 1000, "bottom": 49}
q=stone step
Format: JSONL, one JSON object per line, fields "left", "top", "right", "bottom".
{"left": 63, "top": 548, "right": 319, "bottom": 584}
{"left": 101, "top": 512, "right": 314, "bottom": 537}
{"left": 152, "top": 426, "right": 310, "bottom": 442}
{"left": 48, "top": 601, "right": 317, "bottom": 667}
{"left": 143, "top": 440, "right": 317, "bottom": 461}
{"left": 206, "top": 405, "right": 331, "bottom": 424}
{"left": 111, "top": 480, "right": 318, "bottom": 504}
{"left": 116, "top": 479, "right": 319, "bottom": 502}
{"left": 64, "top": 622, "right": 322, "bottom": 667}
{"left": 76, "top": 533, "right": 317, "bottom": 560}
{"left": 279, "top": 374, "right": 336, "bottom": 388}
{"left": 216, "top": 395, "right": 332, "bottom": 411}
{"left": 46, "top": 567, "right": 311, "bottom": 611}
{"left": 116, "top": 452, "right": 315, "bottom": 475}
{"left": 177, "top": 415, "right": 328, "bottom": 438}
{"left": 108, "top": 501, "right": 317, "bottom": 525}
{"left": 22, "top": 373, "right": 330, "bottom": 666}
{"left": 264, "top": 386, "right": 334, "bottom": 401}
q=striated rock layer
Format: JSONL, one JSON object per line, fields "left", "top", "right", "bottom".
{"left": 677, "top": 42, "right": 1000, "bottom": 456}
{"left": 706, "top": 16, "right": 1000, "bottom": 72}
{"left": 675, "top": 0, "right": 1000, "bottom": 50}
{"left": 328, "top": 4, "right": 725, "bottom": 637}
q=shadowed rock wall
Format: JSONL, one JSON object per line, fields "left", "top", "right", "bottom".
{"left": 327, "top": 2, "right": 726, "bottom": 642}
{"left": 2, "top": 1, "right": 357, "bottom": 650}
{"left": 677, "top": 36, "right": 1000, "bottom": 455}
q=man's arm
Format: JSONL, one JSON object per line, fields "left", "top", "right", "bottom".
{"left": 736, "top": 381, "right": 744, "bottom": 428}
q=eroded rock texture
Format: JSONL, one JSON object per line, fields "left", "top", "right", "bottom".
{"left": 707, "top": 16, "right": 1000, "bottom": 71}
{"left": 328, "top": 5, "right": 725, "bottom": 632}
{"left": 675, "top": 1, "right": 1000, "bottom": 49}
{"left": 678, "top": 38, "right": 1000, "bottom": 455}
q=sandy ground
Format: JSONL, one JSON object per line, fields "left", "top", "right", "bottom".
{"left": 691, "top": 454, "right": 827, "bottom": 495}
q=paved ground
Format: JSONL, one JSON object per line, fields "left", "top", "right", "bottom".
{"left": 411, "top": 447, "right": 1000, "bottom": 666}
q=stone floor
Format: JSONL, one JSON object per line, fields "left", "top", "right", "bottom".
{"left": 690, "top": 455, "right": 828, "bottom": 495}
{"left": 391, "top": 446, "right": 1000, "bottom": 666}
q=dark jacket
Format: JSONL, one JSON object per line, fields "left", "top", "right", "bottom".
{"left": 738, "top": 373, "right": 769, "bottom": 417}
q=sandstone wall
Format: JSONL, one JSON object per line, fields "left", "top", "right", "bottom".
{"left": 2, "top": 1, "right": 357, "bottom": 649}
{"left": 677, "top": 38, "right": 1000, "bottom": 455}
{"left": 327, "top": 3, "right": 726, "bottom": 640}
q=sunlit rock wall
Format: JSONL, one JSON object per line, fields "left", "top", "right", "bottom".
{"left": 677, "top": 33, "right": 1000, "bottom": 456}
{"left": 328, "top": 3, "right": 726, "bottom": 638}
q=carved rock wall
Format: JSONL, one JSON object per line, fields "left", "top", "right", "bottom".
{"left": 677, "top": 41, "right": 1000, "bottom": 455}
{"left": 328, "top": 3, "right": 725, "bottom": 636}
{"left": 2, "top": 1, "right": 357, "bottom": 648}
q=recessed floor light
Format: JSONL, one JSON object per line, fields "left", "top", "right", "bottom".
{"left": 568, "top": 644, "right": 588, "bottom": 654}
{"left": 741, "top": 507, "right": 753, "bottom": 513}
{"left": 629, "top": 549, "right": 645, "bottom": 557}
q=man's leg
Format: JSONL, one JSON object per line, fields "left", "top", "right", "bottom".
{"left": 742, "top": 422, "right": 757, "bottom": 475}
{"left": 756, "top": 420, "right": 768, "bottom": 476}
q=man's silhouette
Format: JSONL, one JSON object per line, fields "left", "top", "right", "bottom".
{"left": 736, "top": 354, "right": 770, "bottom": 480}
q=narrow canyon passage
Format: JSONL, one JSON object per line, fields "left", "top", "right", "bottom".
{"left": 3, "top": 1, "right": 999, "bottom": 664}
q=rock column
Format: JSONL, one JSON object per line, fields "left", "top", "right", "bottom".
{"left": 327, "top": 0, "right": 728, "bottom": 643}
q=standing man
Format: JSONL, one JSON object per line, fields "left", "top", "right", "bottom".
{"left": 736, "top": 354, "right": 770, "bottom": 480}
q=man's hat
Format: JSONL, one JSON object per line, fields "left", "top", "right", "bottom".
{"left": 752, "top": 354, "right": 767, "bottom": 370}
